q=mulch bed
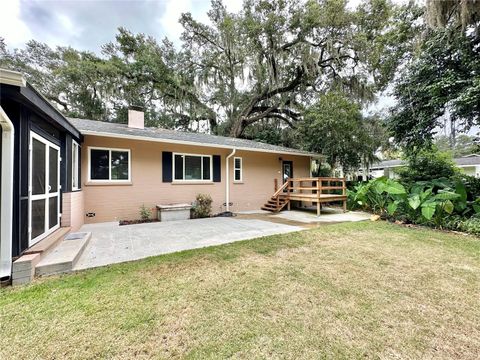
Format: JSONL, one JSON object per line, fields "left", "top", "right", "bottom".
{"left": 119, "top": 219, "right": 160, "bottom": 226}
{"left": 120, "top": 212, "right": 235, "bottom": 225}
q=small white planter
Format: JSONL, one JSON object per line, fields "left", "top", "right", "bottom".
{"left": 156, "top": 203, "right": 192, "bottom": 222}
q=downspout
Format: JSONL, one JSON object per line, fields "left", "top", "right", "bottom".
{"left": 225, "top": 148, "right": 236, "bottom": 212}
{"left": 0, "top": 106, "right": 14, "bottom": 280}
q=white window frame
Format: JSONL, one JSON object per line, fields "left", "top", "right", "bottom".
{"left": 88, "top": 146, "right": 131, "bottom": 182}
{"left": 234, "top": 156, "right": 243, "bottom": 182}
{"left": 173, "top": 152, "right": 213, "bottom": 182}
{"left": 72, "top": 140, "right": 80, "bottom": 190}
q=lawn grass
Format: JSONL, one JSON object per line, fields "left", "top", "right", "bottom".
{"left": 1, "top": 221, "right": 479, "bottom": 359}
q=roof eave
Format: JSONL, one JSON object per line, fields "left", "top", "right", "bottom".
{"left": 0, "top": 69, "right": 26, "bottom": 88}
{"left": 80, "top": 129, "right": 319, "bottom": 157}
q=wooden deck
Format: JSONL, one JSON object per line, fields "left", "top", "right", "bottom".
{"left": 262, "top": 177, "right": 347, "bottom": 215}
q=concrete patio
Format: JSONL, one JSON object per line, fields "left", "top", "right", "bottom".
{"left": 238, "top": 207, "right": 371, "bottom": 224}
{"left": 273, "top": 207, "right": 371, "bottom": 223}
{"left": 13, "top": 208, "right": 367, "bottom": 274}
{"left": 74, "top": 217, "right": 303, "bottom": 270}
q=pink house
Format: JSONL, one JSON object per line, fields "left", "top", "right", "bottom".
{"left": 0, "top": 69, "right": 320, "bottom": 282}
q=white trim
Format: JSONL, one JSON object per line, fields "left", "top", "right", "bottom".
{"left": 226, "top": 148, "right": 236, "bottom": 212}
{"left": 0, "top": 106, "right": 14, "bottom": 279}
{"left": 80, "top": 130, "right": 316, "bottom": 157}
{"left": 233, "top": 156, "right": 243, "bottom": 182}
{"left": 72, "top": 140, "right": 80, "bottom": 190}
{"left": 172, "top": 152, "right": 213, "bottom": 182}
{"left": 87, "top": 146, "right": 131, "bottom": 183}
{"left": 29, "top": 131, "right": 61, "bottom": 246}
{"left": 0, "top": 68, "right": 26, "bottom": 87}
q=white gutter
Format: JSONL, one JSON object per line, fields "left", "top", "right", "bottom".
{"left": 225, "top": 148, "right": 236, "bottom": 212}
{"left": 0, "top": 106, "right": 14, "bottom": 279}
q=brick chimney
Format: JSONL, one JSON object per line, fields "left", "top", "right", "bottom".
{"left": 128, "top": 107, "right": 144, "bottom": 129}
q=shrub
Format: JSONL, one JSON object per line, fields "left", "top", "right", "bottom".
{"left": 458, "top": 174, "right": 480, "bottom": 201}
{"left": 139, "top": 204, "right": 151, "bottom": 221}
{"left": 192, "top": 194, "right": 213, "bottom": 218}
{"left": 397, "top": 148, "right": 458, "bottom": 183}
{"left": 347, "top": 177, "right": 406, "bottom": 216}
{"left": 348, "top": 176, "right": 480, "bottom": 232}
{"left": 458, "top": 216, "right": 480, "bottom": 236}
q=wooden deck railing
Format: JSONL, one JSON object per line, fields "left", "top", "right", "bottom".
{"left": 271, "top": 181, "right": 289, "bottom": 209}
{"left": 283, "top": 177, "right": 347, "bottom": 215}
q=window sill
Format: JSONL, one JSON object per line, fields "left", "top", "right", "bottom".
{"left": 172, "top": 181, "right": 214, "bottom": 185}
{"left": 233, "top": 181, "right": 244, "bottom": 184}
{"left": 85, "top": 181, "right": 132, "bottom": 186}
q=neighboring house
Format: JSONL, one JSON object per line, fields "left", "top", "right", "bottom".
{"left": 0, "top": 69, "right": 317, "bottom": 280}
{"left": 370, "top": 155, "right": 480, "bottom": 179}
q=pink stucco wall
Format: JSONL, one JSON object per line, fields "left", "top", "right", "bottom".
{"left": 79, "top": 135, "right": 311, "bottom": 223}
{"left": 61, "top": 191, "right": 85, "bottom": 231}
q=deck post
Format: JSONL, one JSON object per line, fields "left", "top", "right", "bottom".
{"left": 316, "top": 178, "right": 321, "bottom": 216}
{"left": 287, "top": 179, "right": 291, "bottom": 210}
{"left": 342, "top": 179, "right": 347, "bottom": 212}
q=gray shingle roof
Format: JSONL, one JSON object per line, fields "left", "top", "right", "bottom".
{"left": 371, "top": 155, "right": 480, "bottom": 169}
{"left": 370, "top": 159, "right": 404, "bottom": 169}
{"left": 69, "top": 118, "right": 318, "bottom": 157}
{"left": 455, "top": 155, "right": 480, "bottom": 166}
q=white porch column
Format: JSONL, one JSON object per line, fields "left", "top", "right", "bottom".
{"left": 0, "top": 106, "right": 14, "bottom": 279}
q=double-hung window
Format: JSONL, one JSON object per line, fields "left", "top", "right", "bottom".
{"left": 174, "top": 153, "right": 212, "bottom": 181}
{"left": 89, "top": 147, "right": 130, "bottom": 181}
{"left": 72, "top": 140, "right": 80, "bottom": 189}
{"left": 234, "top": 157, "right": 242, "bottom": 182}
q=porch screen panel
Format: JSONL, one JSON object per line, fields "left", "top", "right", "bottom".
{"left": 32, "top": 138, "right": 46, "bottom": 195}
{"left": 49, "top": 147, "right": 58, "bottom": 192}
{"left": 49, "top": 197, "right": 58, "bottom": 229}
{"left": 31, "top": 199, "right": 45, "bottom": 239}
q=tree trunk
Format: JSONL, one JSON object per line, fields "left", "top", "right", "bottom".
{"left": 229, "top": 117, "right": 245, "bottom": 138}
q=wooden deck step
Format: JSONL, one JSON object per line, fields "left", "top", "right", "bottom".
{"left": 261, "top": 177, "right": 347, "bottom": 214}
{"left": 24, "top": 227, "right": 71, "bottom": 256}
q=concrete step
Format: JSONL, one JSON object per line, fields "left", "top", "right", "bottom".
{"left": 35, "top": 232, "right": 92, "bottom": 276}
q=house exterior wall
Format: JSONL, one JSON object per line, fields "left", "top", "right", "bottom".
{"left": 61, "top": 191, "right": 84, "bottom": 231}
{"left": 1, "top": 84, "right": 82, "bottom": 257}
{"left": 80, "top": 135, "right": 311, "bottom": 223}
{"left": 459, "top": 165, "right": 480, "bottom": 178}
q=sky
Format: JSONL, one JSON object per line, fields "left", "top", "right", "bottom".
{"left": 0, "top": 0, "right": 243, "bottom": 52}
{"left": 0, "top": 0, "right": 410, "bottom": 115}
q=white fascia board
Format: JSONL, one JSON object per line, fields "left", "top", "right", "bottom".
{"left": 80, "top": 130, "right": 318, "bottom": 158}
{"left": 0, "top": 68, "right": 26, "bottom": 87}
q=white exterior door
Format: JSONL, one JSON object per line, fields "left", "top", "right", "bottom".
{"left": 29, "top": 131, "right": 60, "bottom": 246}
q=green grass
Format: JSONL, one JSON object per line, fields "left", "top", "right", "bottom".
{"left": 1, "top": 221, "right": 480, "bottom": 359}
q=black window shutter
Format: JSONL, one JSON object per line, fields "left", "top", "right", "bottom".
{"left": 162, "top": 151, "right": 173, "bottom": 182}
{"left": 213, "top": 155, "right": 221, "bottom": 182}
